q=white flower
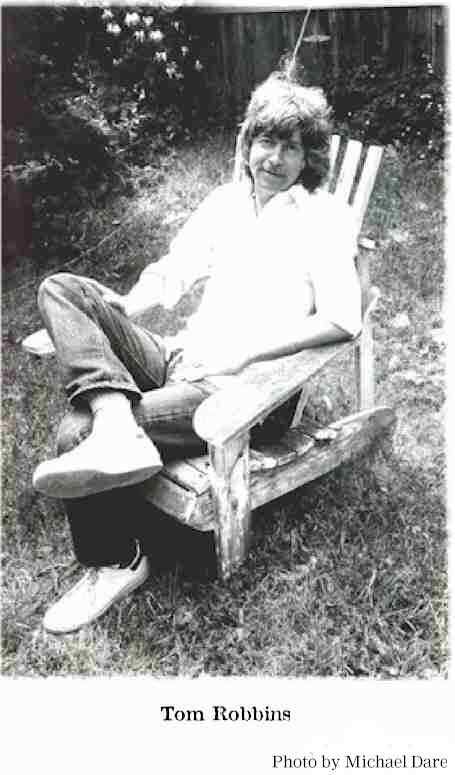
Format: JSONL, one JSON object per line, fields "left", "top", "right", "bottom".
{"left": 166, "top": 64, "right": 177, "bottom": 78}
{"left": 149, "top": 29, "right": 164, "bottom": 43}
{"left": 143, "top": 16, "right": 154, "bottom": 27}
{"left": 154, "top": 51, "right": 167, "bottom": 63}
{"left": 194, "top": 59, "right": 203, "bottom": 71}
{"left": 102, "top": 9, "right": 113, "bottom": 20}
{"left": 134, "top": 30, "right": 145, "bottom": 43}
{"left": 391, "top": 312, "right": 410, "bottom": 330}
{"left": 107, "top": 22, "right": 121, "bottom": 36}
{"left": 125, "top": 12, "right": 140, "bottom": 27}
{"left": 181, "top": 45, "right": 189, "bottom": 56}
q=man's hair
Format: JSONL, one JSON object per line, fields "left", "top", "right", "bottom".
{"left": 239, "top": 73, "right": 332, "bottom": 192}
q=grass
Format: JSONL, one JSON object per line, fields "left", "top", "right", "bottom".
{"left": 1, "top": 134, "right": 447, "bottom": 677}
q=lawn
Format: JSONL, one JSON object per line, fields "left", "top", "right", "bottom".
{"left": 1, "top": 133, "right": 447, "bottom": 677}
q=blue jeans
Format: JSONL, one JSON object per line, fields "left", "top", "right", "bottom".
{"left": 38, "top": 272, "right": 215, "bottom": 567}
{"left": 38, "top": 272, "right": 299, "bottom": 568}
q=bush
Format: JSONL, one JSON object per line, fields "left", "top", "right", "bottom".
{"left": 323, "top": 53, "right": 446, "bottom": 160}
{"left": 94, "top": 6, "right": 209, "bottom": 154}
{"left": 3, "top": 9, "right": 120, "bottom": 192}
{"left": 2, "top": 6, "right": 210, "bottom": 213}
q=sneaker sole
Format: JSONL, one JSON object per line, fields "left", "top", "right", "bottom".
{"left": 43, "top": 562, "right": 150, "bottom": 634}
{"left": 34, "top": 462, "right": 163, "bottom": 499}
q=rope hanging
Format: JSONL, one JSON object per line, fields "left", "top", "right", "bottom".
{"left": 285, "top": 7, "right": 312, "bottom": 80}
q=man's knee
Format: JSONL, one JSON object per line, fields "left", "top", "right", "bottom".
{"left": 37, "top": 272, "right": 79, "bottom": 312}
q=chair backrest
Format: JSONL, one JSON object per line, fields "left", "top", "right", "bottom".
{"left": 233, "top": 133, "right": 383, "bottom": 238}
{"left": 326, "top": 135, "right": 383, "bottom": 234}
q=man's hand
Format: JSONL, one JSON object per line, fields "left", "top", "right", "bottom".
{"left": 100, "top": 288, "right": 129, "bottom": 315}
{"left": 174, "top": 353, "right": 249, "bottom": 382}
{"left": 84, "top": 279, "right": 129, "bottom": 316}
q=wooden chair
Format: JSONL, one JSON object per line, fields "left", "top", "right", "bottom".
{"left": 23, "top": 135, "right": 396, "bottom": 580}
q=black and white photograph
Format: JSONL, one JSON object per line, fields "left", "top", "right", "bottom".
{"left": 1, "top": 1, "right": 451, "bottom": 771}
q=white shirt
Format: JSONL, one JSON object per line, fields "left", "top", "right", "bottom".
{"left": 136, "top": 181, "right": 361, "bottom": 375}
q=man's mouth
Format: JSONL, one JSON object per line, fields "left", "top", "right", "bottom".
{"left": 262, "top": 168, "right": 284, "bottom": 179}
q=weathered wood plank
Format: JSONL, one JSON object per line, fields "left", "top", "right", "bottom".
{"left": 196, "top": 7, "right": 441, "bottom": 116}
{"left": 290, "top": 384, "right": 311, "bottom": 428}
{"left": 356, "top": 243, "right": 371, "bottom": 317}
{"left": 328, "top": 134, "right": 341, "bottom": 186}
{"left": 249, "top": 406, "right": 395, "bottom": 510}
{"left": 193, "top": 339, "right": 356, "bottom": 446}
{"left": 328, "top": 10, "right": 339, "bottom": 78}
{"left": 143, "top": 407, "right": 396, "bottom": 533}
{"left": 321, "top": 133, "right": 340, "bottom": 193}
{"left": 158, "top": 459, "right": 210, "bottom": 495}
{"left": 183, "top": 455, "right": 213, "bottom": 477}
{"left": 351, "top": 145, "right": 383, "bottom": 230}
{"left": 141, "top": 473, "right": 214, "bottom": 532}
{"left": 233, "top": 131, "right": 244, "bottom": 183}
{"left": 335, "top": 139, "right": 363, "bottom": 204}
{"left": 251, "top": 428, "right": 314, "bottom": 470}
{"left": 355, "top": 322, "right": 375, "bottom": 411}
{"left": 382, "top": 8, "right": 391, "bottom": 58}
{"left": 208, "top": 433, "right": 251, "bottom": 580}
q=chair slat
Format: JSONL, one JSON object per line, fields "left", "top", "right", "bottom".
{"left": 335, "top": 139, "right": 363, "bottom": 202}
{"left": 233, "top": 132, "right": 244, "bottom": 183}
{"left": 326, "top": 133, "right": 341, "bottom": 189}
{"left": 351, "top": 145, "right": 383, "bottom": 230}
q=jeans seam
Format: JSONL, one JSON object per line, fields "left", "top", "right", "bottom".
{"left": 82, "top": 285, "right": 164, "bottom": 390}
{"left": 123, "top": 341, "right": 166, "bottom": 388}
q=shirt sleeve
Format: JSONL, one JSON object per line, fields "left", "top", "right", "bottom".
{"left": 138, "top": 184, "right": 230, "bottom": 309}
{"left": 309, "top": 196, "right": 362, "bottom": 338}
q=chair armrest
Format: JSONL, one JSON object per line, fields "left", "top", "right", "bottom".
{"left": 193, "top": 338, "right": 356, "bottom": 446}
{"left": 22, "top": 328, "right": 55, "bottom": 357}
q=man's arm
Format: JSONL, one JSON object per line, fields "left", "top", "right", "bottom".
{"left": 108, "top": 187, "right": 229, "bottom": 318}
{"left": 242, "top": 314, "right": 351, "bottom": 364}
{"left": 175, "top": 314, "right": 352, "bottom": 382}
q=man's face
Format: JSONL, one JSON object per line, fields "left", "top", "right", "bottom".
{"left": 249, "top": 129, "right": 306, "bottom": 203}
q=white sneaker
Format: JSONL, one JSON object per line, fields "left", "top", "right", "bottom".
{"left": 33, "top": 428, "right": 162, "bottom": 499}
{"left": 42, "top": 552, "right": 149, "bottom": 634}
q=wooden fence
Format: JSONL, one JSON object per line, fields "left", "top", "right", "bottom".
{"left": 188, "top": 5, "right": 446, "bottom": 119}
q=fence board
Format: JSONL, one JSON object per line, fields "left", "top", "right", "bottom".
{"left": 193, "top": 6, "right": 446, "bottom": 120}
{"left": 382, "top": 8, "right": 391, "bottom": 56}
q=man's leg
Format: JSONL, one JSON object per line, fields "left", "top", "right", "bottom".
{"left": 33, "top": 272, "right": 168, "bottom": 498}
{"left": 55, "top": 380, "right": 211, "bottom": 568}
{"left": 41, "top": 355, "right": 213, "bottom": 633}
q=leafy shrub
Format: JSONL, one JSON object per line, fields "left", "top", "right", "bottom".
{"left": 2, "top": 5, "right": 211, "bottom": 264}
{"left": 95, "top": 6, "right": 209, "bottom": 153}
{"left": 3, "top": 8, "right": 119, "bottom": 190}
{"left": 323, "top": 53, "right": 446, "bottom": 160}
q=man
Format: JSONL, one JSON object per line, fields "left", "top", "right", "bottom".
{"left": 32, "top": 73, "right": 361, "bottom": 633}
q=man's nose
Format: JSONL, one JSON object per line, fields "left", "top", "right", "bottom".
{"left": 269, "top": 142, "right": 285, "bottom": 164}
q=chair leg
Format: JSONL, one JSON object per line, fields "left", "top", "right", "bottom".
{"left": 207, "top": 433, "right": 251, "bottom": 581}
{"left": 355, "top": 321, "right": 375, "bottom": 411}
{"left": 291, "top": 385, "right": 311, "bottom": 428}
